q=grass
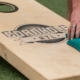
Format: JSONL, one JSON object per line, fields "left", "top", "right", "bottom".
{"left": 0, "top": 4, "right": 14, "bottom": 12}
{"left": 36, "top": 0, "right": 68, "bottom": 19}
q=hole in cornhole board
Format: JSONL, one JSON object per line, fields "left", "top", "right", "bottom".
{"left": 0, "top": 2, "right": 18, "bottom": 13}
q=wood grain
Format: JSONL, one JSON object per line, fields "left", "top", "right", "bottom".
{"left": 0, "top": 0, "right": 80, "bottom": 80}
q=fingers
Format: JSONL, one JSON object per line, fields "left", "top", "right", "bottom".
{"left": 67, "top": 24, "right": 72, "bottom": 40}
{"left": 67, "top": 22, "right": 77, "bottom": 40}
{"left": 76, "top": 23, "right": 80, "bottom": 38}
{"left": 71, "top": 23, "right": 76, "bottom": 40}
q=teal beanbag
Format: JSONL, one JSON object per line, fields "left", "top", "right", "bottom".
{"left": 65, "top": 30, "right": 80, "bottom": 51}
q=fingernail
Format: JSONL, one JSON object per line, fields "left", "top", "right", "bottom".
{"left": 76, "top": 36, "right": 78, "bottom": 38}
{"left": 71, "top": 38, "right": 73, "bottom": 40}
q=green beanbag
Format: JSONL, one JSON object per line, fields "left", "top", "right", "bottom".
{"left": 65, "top": 30, "right": 80, "bottom": 51}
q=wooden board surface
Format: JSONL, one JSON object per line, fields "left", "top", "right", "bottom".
{"left": 0, "top": 0, "right": 80, "bottom": 80}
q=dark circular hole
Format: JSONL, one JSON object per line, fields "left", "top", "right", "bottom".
{"left": 0, "top": 2, "right": 18, "bottom": 13}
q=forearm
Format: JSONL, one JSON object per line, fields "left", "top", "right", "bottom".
{"left": 67, "top": 0, "right": 73, "bottom": 21}
{"left": 68, "top": 0, "right": 73, "bottom": 13}
{"left": 72, "top": 0, "right": 80, "bottom": 11}
{"left": 67, "top": 0, "right": 80, "bottom": 40}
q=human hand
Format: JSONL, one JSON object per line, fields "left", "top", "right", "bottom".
{"left": 67, "top": 9, "right": 80, "bottom": 40}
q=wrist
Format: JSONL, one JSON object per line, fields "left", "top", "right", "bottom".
{"left": 72, "top": 8, "right": 80, "bottom": 14}
{"left": 73, "top": 6, "right": 80, "bottom": 11}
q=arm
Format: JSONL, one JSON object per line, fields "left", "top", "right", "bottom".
{"left": 72, "top": 0, "right": 80, "bottom": 11}
{"left": 67, "top": 0, "right": 73, "bottom": 21}
{"left": 67, "top": 0, "right": 80, "bottom": 40}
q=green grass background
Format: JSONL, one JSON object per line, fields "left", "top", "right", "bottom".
{"left": 0, "top": 0, "right": 67, "bottom": 80}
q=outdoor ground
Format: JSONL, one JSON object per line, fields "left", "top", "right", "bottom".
{"left": 0, "top": 0, "right": 67, "bottom": 80}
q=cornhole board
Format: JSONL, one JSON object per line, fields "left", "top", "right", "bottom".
{"left": 0, "top": 0, "right": 80, "bottom": 80}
